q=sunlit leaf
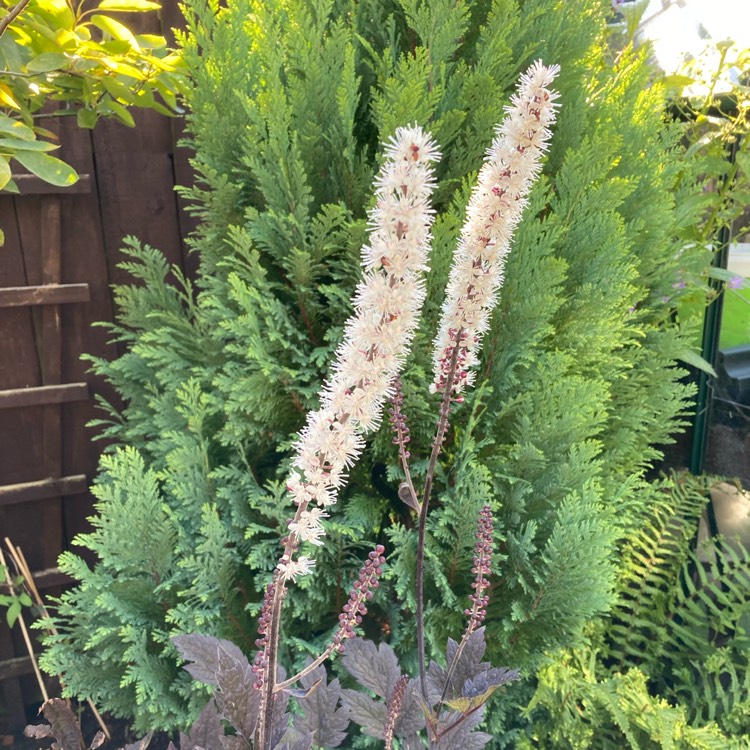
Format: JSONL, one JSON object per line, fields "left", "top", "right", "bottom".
{"left": 661, "top": 74, "right": 695, "bottom": 90}
{"left": 90, "top": 14, "right": 140, "bottom": 50}
{"left": 98, "top": 0, "right": 161, "bottom": 11}
{"left": 0, "top": 84, "right": 21, "bottom": 110}
{"left": 12, "top": 150, "right": 78, "bottom": 186}
{"left": 0, "top": 159, "right": 9, "bottom": 190}
{"left": 136, "top": 33, "right": 167, "bottom": 49}
{"left": 102, "top": 77, "right": 137, "bottom": 103}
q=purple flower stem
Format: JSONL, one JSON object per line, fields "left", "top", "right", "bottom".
{"left": 416, "top": 335, "right": 463, "bottom": 702}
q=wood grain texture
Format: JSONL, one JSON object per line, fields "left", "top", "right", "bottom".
{"left": 0, "top": 284, "right": 90, "bottom": 308}
{"left": 0, "top": 383, "right": 88, "bottom": 409}
{"left": 0, "top": 0, "right": 194, "bottom": 727}
{"left": 0, "top": 475, "right": 88, "bottom": 507}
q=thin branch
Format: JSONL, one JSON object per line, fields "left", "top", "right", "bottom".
{"left": 4, "top": 538, "right": 111, "bottom": 740}
{"left": 0, "top": 0, "right": 31, "bottom": 36}
{"left": 275, "top": 643, "right": 335, "bottom": 692}
{"left": 0, "top": 544, "right": 47, "bottom": 702}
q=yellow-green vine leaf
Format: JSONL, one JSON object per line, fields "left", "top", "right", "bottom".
{"left": 12, "top": 150, "right": 78, "bottom": 186}
{"left": 26, "top": 51, "right": 68, "bottom": 73}
{"left": 0, "top": 136, "right": 58, "bottom": 152}
{"left": 0, "top": 157, "right": 11, "bottom": 190}
{"left": 90, "top": 14, "right": 140, "bottom": 51}
{"left": 104, "top": 98, "right": 135, "bottom": 127}
{"left": 98, "top": 0, "right": 161, "bottom": 11}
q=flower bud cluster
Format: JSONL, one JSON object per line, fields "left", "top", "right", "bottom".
{"left": 465, "top": 504, "right": 494, "bottom": 633}
{"left": 384, "top": 674, "right": 409, "bottom": 750}
{"left": 252, "top": 573, "right": 285, "bottom": 690}
{"left": 431, "top": 61, "right": 560, "bottom": 396}
{"left": 388, "top": 378, "right": 411, "bottom": 458}
{"left": 283, "top": 127, "right": 440, "bottom": 567}
{"left": 333, "top": 545, "right": 386, "bottom": 652}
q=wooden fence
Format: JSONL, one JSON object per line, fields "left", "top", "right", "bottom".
{"left": 0, "top": 0, "right": 193, "bottom": 731}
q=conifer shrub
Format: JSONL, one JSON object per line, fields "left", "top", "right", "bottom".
{"left": 40, "top": 0, "right": 710, "bottom": 737}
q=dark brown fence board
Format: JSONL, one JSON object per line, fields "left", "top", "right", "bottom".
{"left": 0, "top": 284, "right": 90, "bottom": 308}
{"left": 0, "top": 383, "right": 88, "bottom": 409}
{"left": 57, "top": 118, "right": 121, "bottom": 551}
{"left": 0, "top": 657, "right": 34, "bottom": 682}
{"left": 0, "top": 476, "right": 88, "bottom": 507}
{"left": 93, "top": 114, "right": 186, "bottom": 288}
{"left": 0, "top": 631, "right": 24, "bottom": 730}
{"left": 0, "top": 0, "right": 193, "bottom": 728}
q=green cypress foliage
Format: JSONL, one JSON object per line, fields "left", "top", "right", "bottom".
{"left": 40, "top": 0, "right": 709, "bottom": 734}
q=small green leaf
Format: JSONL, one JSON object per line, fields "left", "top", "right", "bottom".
{"left": 77, "top": 108, "right": 98, "bottom": 129}
{"left": 0, "top": 228, "right": 5, "bottom": 245}
{"left": 26, "top": 52, "right": 68, "bottom": 73}
{"left": 675, "top": 349, "right": 717, "bottom": 377}
{"left": 12, "top": 150, "right": 78, "bottom": 187}
{"left": 735, "top": 151, "right": 750, "bottom": 180}
{"left": 0, "top": 136, "right": 58, "bottom": 152}
{"left": 6, "top": 600, "right": 21, "bottom": 628}
{"left": 103, "top": 98, "right": 134, "bottom": 127}
{"left": 98, "top": 0, "right": 161, "bottom": 10}
{"left": 662, "top": 74, "right": 695, "bottom": 89}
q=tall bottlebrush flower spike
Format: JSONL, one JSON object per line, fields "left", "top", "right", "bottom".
{"left": 431, "top": 61, "right": 560, "bottom": 396}
{"left": 282, "top": 126, "right": 440, "bottom": 576}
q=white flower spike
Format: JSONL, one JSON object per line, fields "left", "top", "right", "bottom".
{"left": 431, "top": 61, "right": 560, "bottom": 397}
{"left": 282, "top": 125, "right": 440, "bottom": 572}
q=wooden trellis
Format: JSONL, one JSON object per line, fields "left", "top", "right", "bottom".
{"left": 0, "top": 4, "right": 194, "bottom": 724}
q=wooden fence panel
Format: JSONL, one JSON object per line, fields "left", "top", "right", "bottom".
{"left": 0, "top": 0, "right": 194, "bottom": 730}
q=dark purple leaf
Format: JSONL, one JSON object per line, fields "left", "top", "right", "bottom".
{"left": 120, "top": 734, "right": 152, "bottom": 750}
{"left": 463, "top": 667, "right": 519, "bottom": 697}
{"left": 24, "top": 724, "right": 54, "bottom": 740}
{"left": 434, "top": 706, "right": 490, "bottom": 750}
{"left": 24, "top": 698, "right": 84, "bottom": 750}
{"left": 179, "top": 700, "right": 224, "bottom": 750}
{"left": 393, "top": 679, "right": 426, "bottom": 738}
{"left": 269, "top": 668, "right": 291, "bottom": 749}
{"left": 172, "top": 634, "right": 248, "bottom": 687}
{"left": 292, "top": 665, "right": 350, "bottom": 748}
{"left": 341, "top": 638, "right": 401, "bottom": 699}
{"left": 445, "top": 666, "right": 521, "bottom": 714}
{"left": 340, "top": 688, "right": 387, "bottom": 738}
{"left": 427, "top": 629, "right": 490, "bottom": 705}
{"left": 219, "top": 737, "right": 246, "bottom": 750}
{"left": 213, "top": 646, "right": 261, "bottom": 740}
{"left": 402, "top": 735, "right": 426, "bottom": 750}
{"left": 283, "top": 677, "right": 322, "bottom": 699}
{"left": 272, "top": 727, "right": 314, "bottom": 750}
